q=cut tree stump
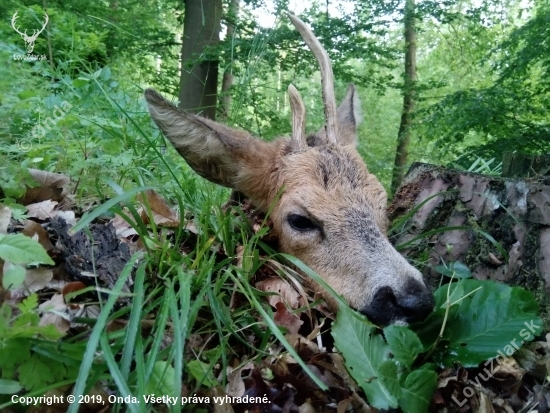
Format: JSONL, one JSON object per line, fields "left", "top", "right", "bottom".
{"left": 388, "top": 162, "right": 550, "bottom": 327}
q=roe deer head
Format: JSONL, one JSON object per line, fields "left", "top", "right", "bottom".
{"left": 144, "top": 13, "right": 434, "bottom": 325}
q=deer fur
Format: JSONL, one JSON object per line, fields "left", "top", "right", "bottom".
{"left": 144, "top": 14, "right": 434, "bottom": 325}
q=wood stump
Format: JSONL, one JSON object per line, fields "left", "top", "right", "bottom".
{"left": 388, "top": 162, "right": 550, "bottom": 327}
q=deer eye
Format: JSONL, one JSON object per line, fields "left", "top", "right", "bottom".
{"left": 287, "top": 214, "right": 317, "bottom": 232}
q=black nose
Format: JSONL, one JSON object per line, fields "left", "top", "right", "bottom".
{"left": 360, "top": 280, "right": 435, "bottom": 325}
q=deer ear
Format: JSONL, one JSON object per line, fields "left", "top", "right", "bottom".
{"left": 144, "top": 89, "right": 281, "bottom": 206}
{"left": 315, "top": 84, "right": 362, "bottom": 146}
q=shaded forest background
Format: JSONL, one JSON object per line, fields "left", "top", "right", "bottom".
{"left": 1, "top": 0, "right": 549, "bottom": 198}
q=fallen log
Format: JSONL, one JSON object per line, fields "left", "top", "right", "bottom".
{"left": 388, "top": 162, "right": 550, "bottom": 327}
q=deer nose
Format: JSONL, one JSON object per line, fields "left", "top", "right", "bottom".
{"left": 360, "top": 280, "right": 434, "bottom": 325}
{"left": 397, "top": 282, "right": 435, "bottom": 323}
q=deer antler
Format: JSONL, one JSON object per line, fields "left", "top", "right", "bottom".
{"left": 30, "top": 13, "right": 49, "bottom": 41}
{"left": 11, "top": 11, "right": 27, "bottom": 37}
{"left": 288, "top": 13, "right": 338, "bottom": 145}
{"left": 288, "top": 84, "right": 306, "bottom": 151}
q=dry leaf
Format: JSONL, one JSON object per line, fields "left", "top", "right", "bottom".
{"left": 256, "top": 277, "right": 302, "bottom": 309}
{"left": 225, "top": 366, "right": 245, "bottom": 397}
{"left": 18, "top": 169, "right": 70, "bottom": 205}
{"left": 138, "top": 189, "right": 180, "bottom": 227}
{"left": 9, "top": 267, "right": 54, "bottom": 301}
{"left": 476, "top": 392, "right": 495, "bottom": 413}
{"left": 111, "top": 213, "right": 138, "bottom": 238}
{"left": 55, "top": 210, "right": 77, "bottom": 225}
{"left": 26, "top": 200, "right": 58, "bottom": 220}
{"left": 274, "top": 302, "right": 303, "bottom": 334}
{"left": 299, "top": 402, "right": 317, "bottom": 413}
{"left": 0, "top": 205, "right": 11, "bottom": 234}
{"left": 211, "top": 387, "right": 235, "bottom": 413}
{"left": 39, "top": 293, "right": 70, "bottom": 333}
{"left": 22, "top": 220, "right": 54, "bottom": 251}
{"left": 62, "top": 281, "right": 87, "bottom": 298}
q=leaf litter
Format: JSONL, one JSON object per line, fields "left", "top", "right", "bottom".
{"left": 1, "top": 174, "right": 548, "bottom": 413}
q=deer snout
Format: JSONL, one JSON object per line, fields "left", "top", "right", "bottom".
{"left": 360, "top": 279, "right": 434, "bottom": 326}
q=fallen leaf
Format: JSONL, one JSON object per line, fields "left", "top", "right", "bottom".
{"left": 55, "top": 210, "right": 77, "bottom": 225}
{"left": 337, "top": 397, "right": 352, "bottom": 413}
{"left": 210, "top": 386, "right": 235, "bottom": 413}
{"left": 225, "top": 366, "right": 245, "bottom": 397}
{"left": 138, "top": 189, "right": 180, "bottom": 227}
{"left": 39, "top": 293, "right": 70, "bottom": 333}
{"left": 256, "top": 277, "right": 302, "bottom": 309}
{"left": 274, "top": 302, "right": 303, "bottom": 334}
{"left": 111, "top": 213, "right": 138, "bottom": 238}
{"left": 62, "top": 281, "right": 87, "bottom": 298}
{"left": 26, "top": 200, "right": 58, "bottom": 220}
{"left": 0, "top": 205, "right": 11, "bottom": 234}
{"left": 9, "top": 267, "right": 54, "bottom": 300}
{"left": 22, "top": 220, "right": 54, "bottom": 251}
{"left": 299, "top": 401, "right": 316, "bottom": 413}
{"left": 18, "top": 169, "right": 70, "bottom": 205}
{"left": 476, "top": 392, "right": 495, "bottom": 413}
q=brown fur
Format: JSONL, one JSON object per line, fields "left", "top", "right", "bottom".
{"left": 144, "top": 85, "right": 434, "bottom": 325}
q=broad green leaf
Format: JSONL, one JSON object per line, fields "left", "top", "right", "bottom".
{"left": 2, "top": 262, "right": 26, "bottom": 290}
{"left": 0, "top": 379, "right": 22, "bottom": 394}
{"left": 398, "top": 369, "right": 438, "bottom": 413}
{"left": 377, "top": 360, "right": 400, "bottom": 397}
{"left": 332, "top": 306, "right": 398, "bottom": 409}
{"left": 0, "top": 234, "right": 54, "bottom": 266}
{"left": 384, "top": 325, "right": 423, "bottom": 368}
{"left": 186, "top": 360, "right": 218, "bottom": 388}
{"left": 145, "top": 360, "right": 176, "bottom": 396}
{"left": 416, "top": 280, "right": 541, "bottom": 367}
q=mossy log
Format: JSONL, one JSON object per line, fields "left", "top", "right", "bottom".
{"left": 388, "top": 163, "right": 550, "bottom": 327}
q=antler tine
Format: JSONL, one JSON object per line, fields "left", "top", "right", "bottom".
{"left": 288, "top": 12, "right": 338, "bottom": 145}
{"left": 11, "top": 11, "right": 26, "bottom": 36}
{"left": 288, "top": 84, "right": 306, "bottom": 151}
{"left": 41, "top": 14, "right": 49, "bottom": 31}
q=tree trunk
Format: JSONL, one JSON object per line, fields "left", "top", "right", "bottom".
{"left": 220, "top": 0, "right": 240, "bottom": 121}
{"left": 391, "top": 0, "right": 417, "bottom": 195}
{"left": 388, "top": 163, "right": 550, "bottom": 328}
{"left": 502, "top": 152, "right": 550, "bottom": 178}
{"left": 179, "top": 0, "right": 222, "bottom": 120}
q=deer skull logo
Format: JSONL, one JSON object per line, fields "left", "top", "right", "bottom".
{"left": 11, "top": 11, "right": 49, "bottom": 54}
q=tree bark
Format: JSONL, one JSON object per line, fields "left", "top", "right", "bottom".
{"left": 179, "top": 0, "right": 222, "bottom": 120}
{"left": 388, "top": 163, "right": 550, "bottom": 327}
{"left": 220, "top": 0, "right": 240, "bottom": 121}
{"left": 391, "top": 0, "right": 417, "bottom": 195}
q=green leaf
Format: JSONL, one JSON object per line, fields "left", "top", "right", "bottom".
{"left": 145, "top": 361, "right": 176, "bottom": 395}
{"left": 17, "top": 90, "right": 37, "bottom": 100}
{"left": 416, "top": 280, "right": 542, "bottom": 367}
{"left": 0, "top": 234, "right": 54, "bottom": 265}
{"left": 0, "top": 379, "right": 23, "bottom": 394}
{"left": 398, "top": 369, "right": 438, "bottom": 413}
{"left": 0, "top": 339, "right": 31, "bottom": 370}
{"left": 18, "top": 353, "right": 65, "bottom": 391}
{"left": 2, "top": 262, "right": 26, "bottom": 290}
{"left": 377, "top": 360, "right": 400, "bottom": 397}
{"left": 332, "top": 306, "right": 398, "bottom": 409}
{"left": 384, "top": 325, "right": 424, "bottom": 368}
{"left": 17, "top": 293, "right": 39, "bottom": 313}
{"left": 434, "top": 261, "right": 472, "bottom": 279}
{"left": 186, "top": 360, "right": 218, "bottom": 388}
